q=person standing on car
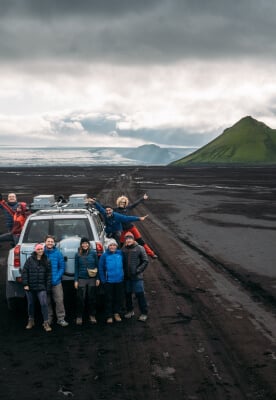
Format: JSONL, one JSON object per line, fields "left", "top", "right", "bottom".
{"left": 0, "top": 192, "right": 19, "bottom": 232}
{"left": 74, "top": 237, "right": 100, "bottom": 325}
{"left": 44, "top": 235, "right": 69, "bottom": 327}
{"left": 88, "top": 198, "right": 148, "bottom": 245}
{"left": 121, "top": 231, "right": 149, "bottom": 322}
{"left": 21, "top": 243, "right": 52, "bottom": 332}
{"left": 99, "top": 239, "right": 124, "bottom": 324}
{"left": 114, "top": 194, "right": 158, "bottom": 259}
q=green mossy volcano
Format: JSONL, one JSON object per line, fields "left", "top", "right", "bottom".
{"left": 171, "top": 116, "right": 276, "bottom": 165}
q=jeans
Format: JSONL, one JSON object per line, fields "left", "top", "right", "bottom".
{"left": 47, "top": 283, "right": 66, "bottom": 322}
{"left": 76, "top": 278, "right": 97, "bottom": 318}
{"left": 25, "top": 290, "right": 48, "bottom": 322}
{"left": 125, "top": 280, "right": 148, "bottom": 315}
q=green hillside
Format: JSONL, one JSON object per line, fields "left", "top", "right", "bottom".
{"left": 171, "top": 116, "right": 276, "bottom": 165}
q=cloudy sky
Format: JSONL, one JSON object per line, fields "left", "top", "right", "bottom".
{"left": 1, "top": 0, "right": 276, "bottom": 148}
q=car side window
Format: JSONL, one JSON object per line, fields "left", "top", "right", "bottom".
{"left": 92, "top": 214, "right": 105, "bottom": 236}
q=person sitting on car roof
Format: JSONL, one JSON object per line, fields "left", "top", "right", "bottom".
{"left": 87, "top": 198, "right": 148, "bottom": 246}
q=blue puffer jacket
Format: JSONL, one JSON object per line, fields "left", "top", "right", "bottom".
{"left": 94, "top": 201, "right": 140, "bottom": 234}
{"left": 44, "top": 246, "right": 65, "bottom": 286}
{"left": 75, "top": 249, "right": 99, "bottom": 281}
{"left": 99, "top": 249, "right": 124, "bottom": 284}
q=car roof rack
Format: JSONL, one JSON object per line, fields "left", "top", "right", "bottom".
{"left": 29, "top": 194, "right": 95, "bottom": 212}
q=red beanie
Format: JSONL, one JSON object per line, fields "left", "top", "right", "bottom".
{"left": 124, "top": 231, "right": 134, "bottom": 239}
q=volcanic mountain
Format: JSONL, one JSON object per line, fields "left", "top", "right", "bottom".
{"left": 171, "top": 116, "right": 276, "bottom": 165}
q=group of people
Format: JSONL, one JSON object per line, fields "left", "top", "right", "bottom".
{"left": 0, "top": 192, "right": 156, "bottom": 332}
{"left": 22, "top": 232, "right": 149, "bottom": 332}
{"left": 88, "top": 193, "right": 158, "bottom": 259}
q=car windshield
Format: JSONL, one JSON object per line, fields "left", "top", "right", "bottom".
{"left": 23, "top": 218, "right": 93, "bottom": 243}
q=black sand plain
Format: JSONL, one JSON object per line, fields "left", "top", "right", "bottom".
{"left": 0, "top": 166, "right": 275, "bottom": 400}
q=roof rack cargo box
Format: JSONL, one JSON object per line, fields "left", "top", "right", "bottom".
{"left": 68, "top": 194, "right": 88, "bottom": 208}
{"left": 30, "top": 195, "right": 55, "bottom": 210}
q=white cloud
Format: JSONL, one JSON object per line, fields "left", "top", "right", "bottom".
{"left": 1, "top": 1, "right": 276, "bottom": 147}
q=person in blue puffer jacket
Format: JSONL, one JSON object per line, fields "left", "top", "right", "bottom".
{"left": 99, "top": 239, "right": 124, "bottom": 324}
{"left": 74, "top": 237, "right": 100, "bottom": 325}
{"left": 44, "top": 235, "right": 69, "bottom": 327}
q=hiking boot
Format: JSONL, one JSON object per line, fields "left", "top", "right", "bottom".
{"left": 124, "top": 311, "right": 135, "bottom": 319}
{"left": 106, "top": 317, "right": 113, "bottom": 324}
{"left": 57, "top": 319, "right": 69, "bottom": 327}
{"left": 138, "top": 314, "right": 148, "bottom": 322}
{"left": 25, "top": 318, "right": 35, "bottom": 330}
{"left": 76, "top": 317, "right": 83, "bottom": 325}
{"left": 89, "top": 315, "right": 97, "bottom": 324}
{"left": 43, "top": 321, "right": 52, "bottom": 332}
{"left": 114, "top": 313, "right": 122, "bottom": 322}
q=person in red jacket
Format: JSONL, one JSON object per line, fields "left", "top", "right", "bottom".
{"left": 114, "top": 194, "right": 158, "bottom": 259}
{"left": 0, "top": 200, "right": 29, "bottom": 245}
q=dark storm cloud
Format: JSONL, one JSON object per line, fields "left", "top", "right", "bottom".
{"left": 0, "top": 0, "right": 160, "bottom": 17}
{"left": 1, "top": 0, "right": 276, "bottom": 64}
{"left": 55, "top": 112, "right": 217, "bottom": 147}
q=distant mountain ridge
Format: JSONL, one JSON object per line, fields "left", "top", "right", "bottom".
{"left": 171, "top": 116, "right": 276, "bottom": 165}
{"left": 125, "top": 144, "right": 192, "bottom": 164}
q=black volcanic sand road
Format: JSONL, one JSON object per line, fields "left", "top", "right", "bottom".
{"left": 0, "top": 166, "right": 275, "bottom": 400}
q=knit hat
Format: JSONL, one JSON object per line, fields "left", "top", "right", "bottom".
{"left": 18, "top": 202, "right": 27, "bottom": 212}
{"left": 35, "top": 243, "right": 44, "bottom": 251}
{"left": 80, "top": 237, "right": 90, "bottom": 245}
{"left": 107, "top": 239, "right": 118, "bottom": 247}
{"left": 124, "top": 231, "right": 134, "bottom": 239}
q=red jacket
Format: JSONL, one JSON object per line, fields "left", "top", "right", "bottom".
{"left": 0, "top": 200, "right": 29, "bottom": 235}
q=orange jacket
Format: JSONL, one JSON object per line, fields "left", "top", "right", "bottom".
{"left": 0, "top": 200, "right": 29, "bottom": 235}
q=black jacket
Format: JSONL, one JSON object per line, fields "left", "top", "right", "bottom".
{"left": 122, "top": 242, "right": 148, "bottom": 280}
{"left": 22, "top": 252, "right": 52, "bottom": 292}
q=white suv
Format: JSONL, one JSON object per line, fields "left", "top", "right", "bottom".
{"left": 6, "top": 194, "right": 106, "bottom": 310}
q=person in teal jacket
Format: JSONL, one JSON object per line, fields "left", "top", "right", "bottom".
{"left": 44, "top": 235, "right": 69, "bottom": 327}
{"left": 74, "top": 237, "right": 100, "bottom": 325}
{"left": 99, "top": 238, "right": 124, "bottom": 324}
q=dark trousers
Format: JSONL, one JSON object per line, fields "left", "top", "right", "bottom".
{"left": 76, "top": 280, "right": 97, "bottom": 318}
{"left": 106, "top": 231, "right": 121, "bottom": 246}
{"left": 126, "top": 292, "right": 148, "bottom": 315}
{"left": 0, "top": 232, "right": 19, "bottom": 245}
{"left": 104, "top": 282, "right": 124, "bottom": 318}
